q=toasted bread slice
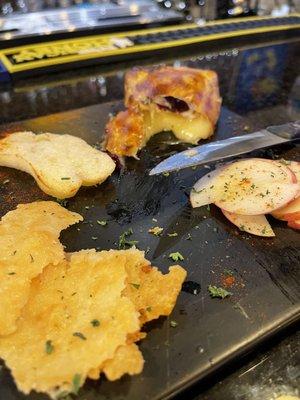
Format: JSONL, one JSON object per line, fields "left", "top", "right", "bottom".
{"left": 0, "top": 131, "right": 115, "bottom": 198}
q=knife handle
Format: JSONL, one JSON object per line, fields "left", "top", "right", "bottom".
{"left": 267, "top": 121, "right": 300, "bottom": 140}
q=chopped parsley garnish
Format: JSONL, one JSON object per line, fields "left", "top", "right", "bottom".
{"left": 91, "top": 319, "right": 100, "bottom": 327}
{"left": 278, "top": 159, "right": 291, "bottom": 166}
{"left": 208, "top": 285, "right": 232, "bottom": 299}
{"left": 206, "top": 204, "right": 210, "bottom": 211}
{"left": 224, "top": 269, "right": 234, "bottom": 276}
{"left": 73, "top": 332, "right": 87, "bottom": 340}
{"left": 169, "top": 252, "right": 184, "bottom": 262}
{"left": 170, "top": 320, "right": 178, "bottom": 328}
{"left": 61, "top": 177, "right": 70, "bottom": 180}
{"left": 97, "top": 220, "right": 107, "bottom": 226}
{"left": 163, "top": 172, "right": 170, "bottom": 177}
{"left": 72, "top": 374, "right": 81, "bottom": 395}
{"left": 118, "top": 229, "right": 138, "bottom": 249}
{"left": 146, "top": 306, "right": 152, "bottom": 312}
{"left": 55, "top": 198, "right": 68, "bottom": 207}
{"left": 167, "top": 232, "right": 178, "bottom": 237}
{"left": 240, "top": 177, "right": 248, "bottom": 183}
{"left": 45, "top": 340, "right": 54, "bottom": 354}
{"left": 130, "top": 283, "right": 140, "bottom": 290}
{"left": 7, "top": 272, "right": 16, "bottom": 275}
{"left": 191, "top": 187, "right": 203, "bottom": 194}
{"left": 148, "top": 226, "right": 163, "bottom": 236}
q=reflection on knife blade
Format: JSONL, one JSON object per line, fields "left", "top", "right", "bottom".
{"left": 149, "top": 129, "right": 288, "bottom": 175}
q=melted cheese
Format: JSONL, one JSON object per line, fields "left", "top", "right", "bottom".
{"left": 142, "top": 106, "right": 213, "bottom": 144}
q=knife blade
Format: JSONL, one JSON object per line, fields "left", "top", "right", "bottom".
{"left": 149, "top": 121, "right": 300, "bottom": 175}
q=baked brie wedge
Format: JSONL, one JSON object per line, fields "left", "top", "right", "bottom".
{"left": 105, "top": 66, "right": 221, "bottom": 157}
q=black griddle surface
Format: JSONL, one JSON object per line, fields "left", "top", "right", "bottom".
{"left": 0, "top": 103, "right": 300, "bottom": 400}
{"left": 0, "top": 100, "right": 299, "bottom": 400}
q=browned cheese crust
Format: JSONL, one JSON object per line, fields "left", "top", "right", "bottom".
{"left": 105, "top": 66, "right": 221, "bottom": 157}
{"left": 105, "top": 109, "right": 145, "bottom": 158}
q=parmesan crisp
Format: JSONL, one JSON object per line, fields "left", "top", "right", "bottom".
{"left": 0, "top": 250, "right": 140, "bottom": 397}
{"left": 0, "top": 201, "right": 82, "bottom": 335}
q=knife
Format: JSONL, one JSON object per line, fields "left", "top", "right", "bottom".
{"left": 149, "top": 121, "right": 300, "bottom": 175}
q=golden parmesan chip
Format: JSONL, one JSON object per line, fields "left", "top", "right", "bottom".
{"left": 87, "top": 249, "right": 186, "bottom": 383}
{"left": 0, "top": 249, "right": 140, "bottom": 397}
{"left": 121, "top": 248, "right": 187, "bottom": 324}
{"left": 0, "top": 201, "right": 82, "bottom": 335}
{"left": 102, "top": 344, "right": 144, "bottom": 381}
{"left": 88, "top": 333, "right": 146, "bottom": 381}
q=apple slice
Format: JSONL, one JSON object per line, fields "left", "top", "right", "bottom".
{"left": 222, "top": 210, "right": 275, "bottom": 237}
{"left": 288, "top": 219, "right": 300, "bottom": 230}
{"left": 190, "top": 167, "right": 223, "bottom": 208}
{"left": 271, "top": 196, "right": 300, "bottom": 221}
{"left": 213, "top": 159, "right": 299, "bottom": 215}
{"left": 289, "top": 161, "right": 300, "bottom": 182}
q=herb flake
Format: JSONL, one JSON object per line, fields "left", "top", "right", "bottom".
{"left": 224, "top": 269, "right": 234, "bottom": 276}
{"left": 118, "top": 229, "right": 138, "bottom": 249}
{"left": 91, "top": 319, "right": 100, "bottom": 327}
{"left": 97, "top": 220, "right": 107, "bottom": 226}
{"left": 208, "top": 285, "right": 232, "bottom": 299}
{"left": 72, "top": 374, "right": 81, "bottom": 395}
{"left": 45, "top": 340, "right": 54, "bottom": 355}
{"left": 148, "top": 226, "right": 163, "bottom": 236}
{"left": 169, "top": 252, "right": 184, "bottom": 262}
{"left": 55, "top": 198, "right": 68, "bottom": 207}
{"left": 130, "top": 283, "right": 140, "bottom": 290}
{"left": 73, "top": 332, "right": 87, "bottom": 340}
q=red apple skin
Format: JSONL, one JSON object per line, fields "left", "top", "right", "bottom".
{"left": 289, "top": 161, "right": 300, "bottom": 182}
{"left": 271, "top": 196, "right": 300, "bottom": 221}
{"left": 283, "top": 211, "right": 300, "bottom": 221}
{"left": 287, "top": 219, "right": 300, "bottom": 230}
